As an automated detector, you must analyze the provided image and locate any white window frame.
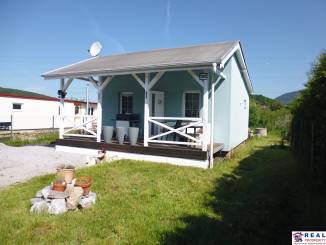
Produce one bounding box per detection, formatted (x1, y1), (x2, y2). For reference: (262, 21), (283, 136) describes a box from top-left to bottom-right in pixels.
(182, 90), (202, 118)
(12, 102), (23, 112)
(120, 92), (134, 114)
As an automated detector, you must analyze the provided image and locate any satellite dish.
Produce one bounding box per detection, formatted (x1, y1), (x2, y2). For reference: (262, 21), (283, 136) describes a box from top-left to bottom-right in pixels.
(88, 41), (102, 57)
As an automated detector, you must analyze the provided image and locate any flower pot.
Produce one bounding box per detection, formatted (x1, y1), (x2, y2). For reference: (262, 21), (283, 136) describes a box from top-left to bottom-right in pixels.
(103, 126), (114, 143)
(75, 176), (93, 196)
(62, 168), (75, 184)
(52, 181), (66, 192)
(116, 127), (126, 145)
(128, 127), (139, 145)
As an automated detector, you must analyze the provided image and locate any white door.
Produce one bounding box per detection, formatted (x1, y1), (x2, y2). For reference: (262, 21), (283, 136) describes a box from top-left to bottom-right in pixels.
(150, 91), (164, 136)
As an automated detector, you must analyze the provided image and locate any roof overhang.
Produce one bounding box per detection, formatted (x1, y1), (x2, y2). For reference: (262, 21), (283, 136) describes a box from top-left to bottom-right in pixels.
(42, 41), (253, 94)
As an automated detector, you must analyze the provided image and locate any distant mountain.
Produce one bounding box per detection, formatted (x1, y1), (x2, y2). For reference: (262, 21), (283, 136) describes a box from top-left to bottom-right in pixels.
(275, 91), (301, 105)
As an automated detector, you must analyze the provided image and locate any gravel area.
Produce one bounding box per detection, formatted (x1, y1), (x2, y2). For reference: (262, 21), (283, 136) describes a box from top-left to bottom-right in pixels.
(0, 143), (87, 188)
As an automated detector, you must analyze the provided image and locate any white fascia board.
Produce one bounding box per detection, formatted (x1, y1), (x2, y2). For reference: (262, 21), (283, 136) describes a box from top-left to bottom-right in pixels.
(42, 64), (212, 80)
(220, 43), (253, 94)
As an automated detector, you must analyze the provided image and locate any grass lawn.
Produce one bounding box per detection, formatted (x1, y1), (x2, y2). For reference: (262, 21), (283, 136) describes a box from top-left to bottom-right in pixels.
(0, 132), (58, 146)
(0, 136), (325, 244)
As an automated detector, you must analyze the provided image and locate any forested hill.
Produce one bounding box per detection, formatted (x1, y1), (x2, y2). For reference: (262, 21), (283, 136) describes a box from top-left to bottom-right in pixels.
(275, 91), (301, 105)
(250, 94), (283, 110)
(249, 94), (291, 133)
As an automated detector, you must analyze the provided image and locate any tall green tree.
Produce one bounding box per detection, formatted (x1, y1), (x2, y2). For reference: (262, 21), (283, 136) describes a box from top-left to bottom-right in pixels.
(291, 50), (326, 178)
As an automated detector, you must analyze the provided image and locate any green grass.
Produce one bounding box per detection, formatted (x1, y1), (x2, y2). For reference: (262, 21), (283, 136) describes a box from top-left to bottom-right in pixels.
(0, 132), (58, 146)
(0, 136), (324, 244)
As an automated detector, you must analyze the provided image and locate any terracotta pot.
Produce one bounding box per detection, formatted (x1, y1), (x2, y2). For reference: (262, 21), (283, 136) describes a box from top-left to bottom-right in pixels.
(52, 181), (66, 192)
(75, 176), (92, 196)
(62, 168), (75, 184)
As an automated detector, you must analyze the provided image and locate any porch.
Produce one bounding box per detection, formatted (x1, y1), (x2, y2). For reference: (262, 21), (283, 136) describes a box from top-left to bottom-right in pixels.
(56, 137), (223, 168)
(52, 68), (225, 168)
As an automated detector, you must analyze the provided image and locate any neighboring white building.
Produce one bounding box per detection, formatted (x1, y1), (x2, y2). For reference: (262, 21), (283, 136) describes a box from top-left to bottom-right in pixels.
(0, 87), (97, 130)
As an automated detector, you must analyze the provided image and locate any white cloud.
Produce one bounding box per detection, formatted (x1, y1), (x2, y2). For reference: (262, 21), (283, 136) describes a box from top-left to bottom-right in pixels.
(165, 0), (172, 43)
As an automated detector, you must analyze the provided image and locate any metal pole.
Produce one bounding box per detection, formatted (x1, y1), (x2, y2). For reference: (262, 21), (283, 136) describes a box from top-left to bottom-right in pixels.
(52, 115), (55, 133)
(86, 84), (89, 116)
(10, 114), (13, 140)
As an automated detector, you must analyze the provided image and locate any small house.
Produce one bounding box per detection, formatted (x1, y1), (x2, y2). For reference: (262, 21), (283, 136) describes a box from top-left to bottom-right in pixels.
(42, 41), (253, 168)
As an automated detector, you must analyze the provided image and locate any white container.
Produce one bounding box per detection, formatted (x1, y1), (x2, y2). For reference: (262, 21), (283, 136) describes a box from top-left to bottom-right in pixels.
(128, 127), (139, 145)
(256, 128), (268, 137)
(103, 126), (114, 143)
(116, 127), (126, 145)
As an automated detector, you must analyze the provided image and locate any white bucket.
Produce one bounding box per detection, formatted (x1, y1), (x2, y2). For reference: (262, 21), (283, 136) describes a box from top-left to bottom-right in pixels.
(128, 127), (139, 145)
(103, 126), (114, 143)
(116, 127), (126, 145)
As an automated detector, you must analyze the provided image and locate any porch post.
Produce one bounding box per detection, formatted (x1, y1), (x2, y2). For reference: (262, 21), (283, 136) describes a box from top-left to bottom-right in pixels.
(59, 78), (65, 139)
(209, 75), (216, 168)
(96, 77), (103, 142)
(96, 90), (102, 142)
(143, 73), (149, 147)
(202, 76), (209, 151)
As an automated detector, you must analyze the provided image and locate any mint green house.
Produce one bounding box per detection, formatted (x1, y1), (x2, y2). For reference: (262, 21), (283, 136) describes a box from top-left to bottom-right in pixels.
(42, 41), (253, 168)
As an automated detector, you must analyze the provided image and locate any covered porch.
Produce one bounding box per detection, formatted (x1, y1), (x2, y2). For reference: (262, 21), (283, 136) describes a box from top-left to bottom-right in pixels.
(52, 67), (224, 167)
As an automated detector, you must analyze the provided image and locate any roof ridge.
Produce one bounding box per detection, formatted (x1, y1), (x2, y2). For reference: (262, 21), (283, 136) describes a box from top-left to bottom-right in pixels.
(97, 40), (240, 59)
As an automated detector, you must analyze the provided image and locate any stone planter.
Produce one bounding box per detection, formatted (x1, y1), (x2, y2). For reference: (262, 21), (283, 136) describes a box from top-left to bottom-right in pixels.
(128, 127), (139, 145)
(116, 127), (126, 145)
(103, 126), (114, 143)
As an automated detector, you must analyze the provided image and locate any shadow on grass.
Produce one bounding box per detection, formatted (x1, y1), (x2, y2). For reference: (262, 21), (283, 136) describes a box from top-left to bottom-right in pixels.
(161, 145), (324, 245)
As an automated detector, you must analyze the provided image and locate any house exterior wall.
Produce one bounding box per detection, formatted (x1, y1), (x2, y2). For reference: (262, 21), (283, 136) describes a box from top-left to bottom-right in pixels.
(209, 59), (232, 150)
(0, 96), (75, 130)
(210, 55), (249, 151)
(102, 75), (145, 128)
(228, 56), (250, 150)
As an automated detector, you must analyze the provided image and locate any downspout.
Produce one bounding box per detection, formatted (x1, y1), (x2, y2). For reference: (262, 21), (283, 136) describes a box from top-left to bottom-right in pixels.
(209, 63), (226, 168)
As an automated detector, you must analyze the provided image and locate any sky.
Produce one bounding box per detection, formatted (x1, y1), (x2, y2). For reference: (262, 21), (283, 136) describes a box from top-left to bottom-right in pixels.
(0, 0), (325, 101)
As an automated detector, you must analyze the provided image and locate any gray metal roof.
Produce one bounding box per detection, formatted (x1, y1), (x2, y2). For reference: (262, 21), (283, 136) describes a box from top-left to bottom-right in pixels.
(42, 41), (240, 79)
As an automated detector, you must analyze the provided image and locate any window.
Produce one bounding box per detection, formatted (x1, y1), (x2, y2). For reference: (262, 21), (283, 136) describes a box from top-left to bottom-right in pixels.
(12, 103), (22, 110)
(120, 92), (133, 114)
(75, 106), (80, 115)
(88, 107), (94, 116)
(184, 92), (200, 117)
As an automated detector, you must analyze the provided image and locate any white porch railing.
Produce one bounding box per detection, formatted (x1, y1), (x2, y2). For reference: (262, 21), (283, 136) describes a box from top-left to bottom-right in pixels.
(148, 117), (204, 148)
(62, 115), (97, 138)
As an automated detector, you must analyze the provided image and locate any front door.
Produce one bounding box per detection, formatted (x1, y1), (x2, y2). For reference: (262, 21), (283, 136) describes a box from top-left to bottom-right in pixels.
(150, 91), (164, 136)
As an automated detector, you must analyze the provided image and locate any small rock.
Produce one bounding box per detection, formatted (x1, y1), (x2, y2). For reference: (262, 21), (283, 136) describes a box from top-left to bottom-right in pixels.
(30, 200), (49, 214)
(67, 187), (83, 210)
(48, 199), (67, 215)
(30, 197), (43, 205)
(35, 190), (43, 198)
(79, 192), (96, 208)
(41, 186), (52, 199)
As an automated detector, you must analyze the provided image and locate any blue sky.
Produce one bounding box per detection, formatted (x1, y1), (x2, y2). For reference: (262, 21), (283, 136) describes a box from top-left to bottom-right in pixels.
(0, 0), (325, 101)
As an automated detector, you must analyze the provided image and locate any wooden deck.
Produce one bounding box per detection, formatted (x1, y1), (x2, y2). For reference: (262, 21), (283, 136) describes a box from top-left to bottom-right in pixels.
(56, 138), (224, 161)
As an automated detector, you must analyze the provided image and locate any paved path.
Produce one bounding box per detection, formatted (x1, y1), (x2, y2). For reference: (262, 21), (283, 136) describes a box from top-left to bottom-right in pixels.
(0, 143), (87, 188)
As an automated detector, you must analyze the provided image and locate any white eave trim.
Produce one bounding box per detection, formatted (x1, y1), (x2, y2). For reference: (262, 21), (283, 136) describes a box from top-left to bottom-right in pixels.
(220, 43), (253, 94)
